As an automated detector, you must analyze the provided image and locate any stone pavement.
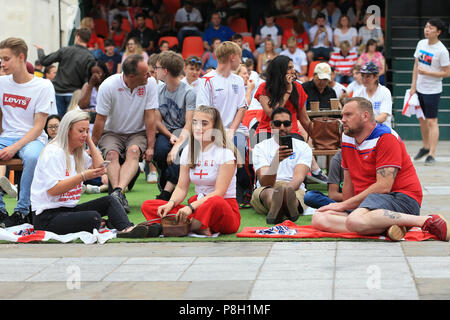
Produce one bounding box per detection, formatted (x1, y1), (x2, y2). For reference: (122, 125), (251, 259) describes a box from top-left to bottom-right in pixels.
(0, 141), (449, 301)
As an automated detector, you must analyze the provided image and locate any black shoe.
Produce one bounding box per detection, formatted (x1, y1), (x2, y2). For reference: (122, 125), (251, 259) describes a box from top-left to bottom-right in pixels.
(147, 223), (162, 237)
(111, 189), (130, 213)
(0, 211), (9, 228)
(156, 190), (172, 201)
(117, 225), (148, 238)
(424, 155), (436, 166)
(306, 170), (328, 184)
(414, 148), (429, 160)
(120, 193), (131, 213)
(2, 212), (30, 228)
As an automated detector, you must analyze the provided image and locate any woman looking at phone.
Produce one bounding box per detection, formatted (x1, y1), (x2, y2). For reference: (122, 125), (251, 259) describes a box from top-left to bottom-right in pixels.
(31, 109), (147, 238)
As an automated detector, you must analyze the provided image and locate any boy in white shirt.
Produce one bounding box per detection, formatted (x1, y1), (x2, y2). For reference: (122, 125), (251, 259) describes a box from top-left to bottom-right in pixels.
(410, 18), (450, 165)
(196, 41), (251, 206)
(0, 38), (54, 227)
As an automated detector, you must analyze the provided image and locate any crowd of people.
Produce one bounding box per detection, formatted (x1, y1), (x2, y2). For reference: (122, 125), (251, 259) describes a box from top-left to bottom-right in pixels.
(0, 0), (449, 242)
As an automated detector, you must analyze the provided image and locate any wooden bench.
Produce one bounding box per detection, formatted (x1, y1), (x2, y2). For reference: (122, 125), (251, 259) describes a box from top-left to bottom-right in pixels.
(0, 159), (23, 199)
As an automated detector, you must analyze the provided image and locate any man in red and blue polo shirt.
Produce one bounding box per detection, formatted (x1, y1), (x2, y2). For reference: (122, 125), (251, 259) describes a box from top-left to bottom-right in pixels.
(311, 97), (449, 241)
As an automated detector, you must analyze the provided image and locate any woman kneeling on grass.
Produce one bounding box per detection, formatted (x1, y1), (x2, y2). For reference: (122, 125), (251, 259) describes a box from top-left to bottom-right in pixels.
(31, 109), (147, 238)
(141, 105), (241, 236)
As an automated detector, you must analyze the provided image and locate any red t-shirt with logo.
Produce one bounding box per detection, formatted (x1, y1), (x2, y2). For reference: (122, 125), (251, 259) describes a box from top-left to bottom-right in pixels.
(341, 124), (422, 205)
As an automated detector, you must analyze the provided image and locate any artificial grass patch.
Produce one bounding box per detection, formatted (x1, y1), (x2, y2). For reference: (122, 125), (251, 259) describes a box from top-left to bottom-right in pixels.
(4, 174), (351, 242)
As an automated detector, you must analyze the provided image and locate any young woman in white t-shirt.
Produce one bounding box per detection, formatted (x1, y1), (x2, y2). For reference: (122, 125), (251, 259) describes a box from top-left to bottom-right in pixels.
(141, 106), (241, 236)
(31, 110), (149, 238)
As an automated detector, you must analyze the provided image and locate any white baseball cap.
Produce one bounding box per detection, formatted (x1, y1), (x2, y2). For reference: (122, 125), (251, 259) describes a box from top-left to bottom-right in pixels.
(314, 62), (332, 80)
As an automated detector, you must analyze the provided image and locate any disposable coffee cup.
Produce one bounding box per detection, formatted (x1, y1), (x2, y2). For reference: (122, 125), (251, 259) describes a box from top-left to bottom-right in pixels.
(330, 98), (340, 110)
(311, 101), (319, 111)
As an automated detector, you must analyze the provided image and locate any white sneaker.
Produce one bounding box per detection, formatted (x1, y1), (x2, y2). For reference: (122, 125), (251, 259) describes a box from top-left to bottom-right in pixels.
(138, 161), (145, 173)
(86, 185), (101, 194)
(147, 171), (158, 184)
(0, 176), (17, 198)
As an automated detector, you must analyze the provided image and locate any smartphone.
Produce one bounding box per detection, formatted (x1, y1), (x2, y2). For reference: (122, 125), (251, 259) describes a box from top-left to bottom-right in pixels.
(101, 160), (111, 168)
(280, 135), (293, 150)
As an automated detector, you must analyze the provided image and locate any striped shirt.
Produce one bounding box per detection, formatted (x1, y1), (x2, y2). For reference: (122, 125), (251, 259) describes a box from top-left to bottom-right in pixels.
(329, 49), (358, 75)
(341, 124), (422, 206)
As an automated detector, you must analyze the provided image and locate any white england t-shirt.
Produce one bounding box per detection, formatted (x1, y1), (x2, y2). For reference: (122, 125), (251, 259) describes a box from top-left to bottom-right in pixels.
(354, 84), (393, 127)
(414, 39), (450, 94)
(96, 73), (159, 134)
(0, 75), (55, 145)
(180, 144), (236, 199)
(252, 137), (312, 190)
(31, 143), (93, 214)
(196, 70), (247, 134)
(280, 48), (308, 74)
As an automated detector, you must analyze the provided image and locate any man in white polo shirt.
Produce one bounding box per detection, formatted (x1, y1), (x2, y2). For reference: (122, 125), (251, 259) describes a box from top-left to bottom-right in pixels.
(0, 37), (55, 228)
(93, 54), (158, 212)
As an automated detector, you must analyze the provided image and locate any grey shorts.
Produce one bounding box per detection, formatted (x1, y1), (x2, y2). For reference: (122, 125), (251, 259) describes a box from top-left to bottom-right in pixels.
(98, 131), (147, 160)
(358, 192), (420, 216)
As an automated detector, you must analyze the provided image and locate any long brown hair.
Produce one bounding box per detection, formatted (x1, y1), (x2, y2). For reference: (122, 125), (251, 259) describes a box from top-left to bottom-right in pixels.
(187, 106), (237, 169)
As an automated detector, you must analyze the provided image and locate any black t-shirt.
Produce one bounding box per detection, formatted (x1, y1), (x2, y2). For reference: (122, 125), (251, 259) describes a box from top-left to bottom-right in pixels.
(98, 53), (122, 75)
(301, 80), (337, 110)
(128, 27), (157, 51)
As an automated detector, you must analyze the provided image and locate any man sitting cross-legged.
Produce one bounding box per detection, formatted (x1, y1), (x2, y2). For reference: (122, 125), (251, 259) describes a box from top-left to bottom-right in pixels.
(250, 107), (312, 224)
(311, 97), (450, 241)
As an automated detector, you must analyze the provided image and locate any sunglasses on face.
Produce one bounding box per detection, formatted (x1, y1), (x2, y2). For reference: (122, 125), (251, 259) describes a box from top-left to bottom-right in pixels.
(272, 120), (292, 127)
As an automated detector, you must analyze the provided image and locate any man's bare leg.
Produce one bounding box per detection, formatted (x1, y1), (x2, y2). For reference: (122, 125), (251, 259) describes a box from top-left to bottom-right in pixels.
(118, 145), (141, 190)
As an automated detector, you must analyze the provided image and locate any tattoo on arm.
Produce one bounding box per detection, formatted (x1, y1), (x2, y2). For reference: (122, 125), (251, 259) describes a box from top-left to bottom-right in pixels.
(377, 167), (399, 179)
(383, 209), (402, 220)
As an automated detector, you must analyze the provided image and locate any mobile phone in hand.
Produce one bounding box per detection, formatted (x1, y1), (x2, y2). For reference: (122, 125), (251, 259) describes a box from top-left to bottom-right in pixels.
(280, 135), (293, 150)
(101, 160), (111, 168)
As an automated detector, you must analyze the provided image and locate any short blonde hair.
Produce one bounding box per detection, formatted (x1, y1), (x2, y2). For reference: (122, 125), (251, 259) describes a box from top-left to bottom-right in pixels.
(0, 37), (28, 61)
(287, 36), (297, 47)
(214, 41), (242, 64)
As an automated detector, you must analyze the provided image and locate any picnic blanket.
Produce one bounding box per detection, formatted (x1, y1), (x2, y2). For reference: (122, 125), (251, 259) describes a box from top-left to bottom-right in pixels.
(236, 220), (438, 241)
(0, 224), (116, 244)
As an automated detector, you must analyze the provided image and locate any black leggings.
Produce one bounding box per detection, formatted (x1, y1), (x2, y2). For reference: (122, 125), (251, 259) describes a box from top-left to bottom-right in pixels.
(33, 196), (132, 234)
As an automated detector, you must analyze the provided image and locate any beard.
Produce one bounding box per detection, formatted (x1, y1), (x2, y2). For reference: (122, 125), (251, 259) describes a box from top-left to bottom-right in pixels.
(343, 121), (364, 137)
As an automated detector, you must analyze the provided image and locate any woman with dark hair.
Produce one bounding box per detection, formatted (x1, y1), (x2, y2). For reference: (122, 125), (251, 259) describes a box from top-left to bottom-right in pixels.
(78, 60), (110, 125)
(108, 14), (128, 52)
(44, 114), (62, 142)
(254, 55), (310, 143)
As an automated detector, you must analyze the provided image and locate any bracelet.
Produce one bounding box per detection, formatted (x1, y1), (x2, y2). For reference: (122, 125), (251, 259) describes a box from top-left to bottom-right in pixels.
(187, 203), (195, 213)
(81, 171), (86, 181)
(286, 91), (292, 95)
(168, 199), (175, 206)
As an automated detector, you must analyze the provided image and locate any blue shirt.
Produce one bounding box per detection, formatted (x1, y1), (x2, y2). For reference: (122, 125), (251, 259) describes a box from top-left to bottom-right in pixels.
(203, 25), (235, 45)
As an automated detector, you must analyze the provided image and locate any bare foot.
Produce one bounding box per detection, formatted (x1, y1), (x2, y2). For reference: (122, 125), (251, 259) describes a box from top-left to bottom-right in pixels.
(196, 228), (212, 237)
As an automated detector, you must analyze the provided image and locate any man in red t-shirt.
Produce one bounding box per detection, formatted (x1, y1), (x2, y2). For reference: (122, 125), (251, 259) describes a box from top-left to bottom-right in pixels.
(311, 97), (449, 241)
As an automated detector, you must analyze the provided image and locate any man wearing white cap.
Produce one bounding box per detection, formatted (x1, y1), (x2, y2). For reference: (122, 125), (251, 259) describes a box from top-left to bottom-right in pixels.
(302, 62), (337, 110)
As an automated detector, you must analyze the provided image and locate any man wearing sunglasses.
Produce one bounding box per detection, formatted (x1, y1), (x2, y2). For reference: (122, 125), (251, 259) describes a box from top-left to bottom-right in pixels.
(250, 107), (312, 224)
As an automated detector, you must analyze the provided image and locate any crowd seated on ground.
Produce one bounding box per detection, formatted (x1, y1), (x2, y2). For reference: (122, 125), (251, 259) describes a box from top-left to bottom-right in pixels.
(4, 0), (448, 243)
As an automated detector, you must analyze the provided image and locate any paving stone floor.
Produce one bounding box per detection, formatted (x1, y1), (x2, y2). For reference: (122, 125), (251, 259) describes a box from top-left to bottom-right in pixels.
(0, 141), (449, 301)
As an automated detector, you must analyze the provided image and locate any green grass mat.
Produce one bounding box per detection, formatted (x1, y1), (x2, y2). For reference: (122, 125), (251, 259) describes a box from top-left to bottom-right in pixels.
(2, 175), (357, 242)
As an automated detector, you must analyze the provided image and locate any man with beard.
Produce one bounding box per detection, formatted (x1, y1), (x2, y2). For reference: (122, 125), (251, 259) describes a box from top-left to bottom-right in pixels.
(311, 97), (449, 241)
(250, 107), (312, 224)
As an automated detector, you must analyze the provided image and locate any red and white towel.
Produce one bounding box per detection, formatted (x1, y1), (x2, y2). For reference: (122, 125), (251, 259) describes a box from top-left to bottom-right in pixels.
(0, 224), (116, 244)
